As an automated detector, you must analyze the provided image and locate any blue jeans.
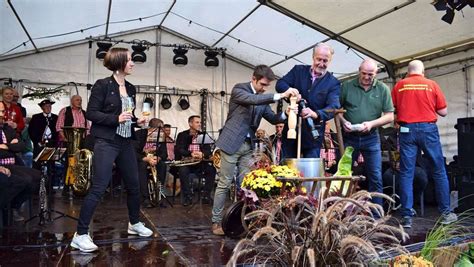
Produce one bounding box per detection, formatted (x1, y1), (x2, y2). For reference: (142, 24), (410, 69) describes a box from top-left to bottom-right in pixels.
(399, 123), (450, 217)
(212, 141), (252, 224)
(21, 152), (33, 168)
(77, 135), (140, 235)
(344, 131), (383, 206)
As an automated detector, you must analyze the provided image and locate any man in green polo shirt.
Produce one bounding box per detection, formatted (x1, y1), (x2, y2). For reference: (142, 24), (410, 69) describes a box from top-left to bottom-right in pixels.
(339, 59), (394, 207)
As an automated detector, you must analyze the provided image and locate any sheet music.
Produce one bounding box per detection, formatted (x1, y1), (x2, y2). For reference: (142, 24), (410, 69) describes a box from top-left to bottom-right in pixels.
(196, 133), (214, 144)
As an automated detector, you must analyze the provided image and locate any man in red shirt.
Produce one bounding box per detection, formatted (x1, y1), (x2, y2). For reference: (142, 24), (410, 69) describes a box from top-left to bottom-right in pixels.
(392, 60), (457, 228)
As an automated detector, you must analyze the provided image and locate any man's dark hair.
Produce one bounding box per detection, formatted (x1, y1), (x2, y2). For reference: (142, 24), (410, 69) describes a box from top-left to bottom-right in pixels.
(149, 118), (163, 128)
(253, 65), (275, 81)
(188, 115), (200, 123)
(163, 124), (171, 128)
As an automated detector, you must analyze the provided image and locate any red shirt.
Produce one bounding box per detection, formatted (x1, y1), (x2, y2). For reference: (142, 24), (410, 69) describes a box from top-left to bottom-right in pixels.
(2, 102), (25, 134)
(392, 74), (447, 123)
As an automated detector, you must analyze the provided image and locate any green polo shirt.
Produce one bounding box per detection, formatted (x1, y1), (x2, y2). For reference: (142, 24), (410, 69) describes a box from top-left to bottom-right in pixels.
(340, 78), (394, 124)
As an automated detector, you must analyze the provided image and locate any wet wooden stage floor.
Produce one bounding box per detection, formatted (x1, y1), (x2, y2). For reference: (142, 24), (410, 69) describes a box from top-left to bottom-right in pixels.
(0, 190), (469, 266)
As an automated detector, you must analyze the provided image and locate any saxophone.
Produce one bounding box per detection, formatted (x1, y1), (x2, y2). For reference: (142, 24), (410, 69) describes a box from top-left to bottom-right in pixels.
(72, 149), (94, 196)
(146, 153), (160, 205)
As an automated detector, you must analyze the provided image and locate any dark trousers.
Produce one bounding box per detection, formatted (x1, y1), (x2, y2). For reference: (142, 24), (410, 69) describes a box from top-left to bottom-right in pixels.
(138, 160), (167, 200)
(77, 136), (140, 235)
(9, 165), (41, 193)
(0, 172), (31, 210)
(178, 162), (216, 200)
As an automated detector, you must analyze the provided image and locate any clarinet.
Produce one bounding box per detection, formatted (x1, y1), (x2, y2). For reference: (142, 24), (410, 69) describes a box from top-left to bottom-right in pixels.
(38, 163), (50, 225)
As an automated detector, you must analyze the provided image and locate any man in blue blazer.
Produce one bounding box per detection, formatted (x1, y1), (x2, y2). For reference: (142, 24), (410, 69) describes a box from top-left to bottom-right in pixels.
(211, 65), (299, 235)
(276, 42), (341, 159)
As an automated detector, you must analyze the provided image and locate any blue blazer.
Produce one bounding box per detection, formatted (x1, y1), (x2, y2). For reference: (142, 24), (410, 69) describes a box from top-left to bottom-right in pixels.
(216, 82), (284, 155)
(275, 65), (340, 150)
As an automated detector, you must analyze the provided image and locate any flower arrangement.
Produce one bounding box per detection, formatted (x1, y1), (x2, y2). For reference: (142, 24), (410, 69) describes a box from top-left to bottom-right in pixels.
(241, 165), (301, 200)
(392, 255), (433, 267)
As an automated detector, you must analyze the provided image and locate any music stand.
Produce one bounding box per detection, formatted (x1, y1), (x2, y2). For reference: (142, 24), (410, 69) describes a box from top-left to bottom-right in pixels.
(25, 147), (78, 225)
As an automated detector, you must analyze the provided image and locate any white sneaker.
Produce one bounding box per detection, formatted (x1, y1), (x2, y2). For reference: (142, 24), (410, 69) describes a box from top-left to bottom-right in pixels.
(70, 232), (98, 252)
(128, 222), (153, 237)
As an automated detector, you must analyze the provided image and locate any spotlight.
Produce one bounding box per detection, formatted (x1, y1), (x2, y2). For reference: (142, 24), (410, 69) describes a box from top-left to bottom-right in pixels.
(204, 50), (219, 67)
(131, 44), (147, 63)
(144, 96), (154, 108)
(160, 94), (172, 109)
(173, 47), (188, 66)
(178, 95), (190, 110)
(441, 6), (455, 24)
(96, 42), (112, 60)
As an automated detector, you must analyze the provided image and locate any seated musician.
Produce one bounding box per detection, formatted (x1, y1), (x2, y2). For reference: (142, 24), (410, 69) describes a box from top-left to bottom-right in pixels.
(134, 118), (168, 208)
(0, 101), (41, 220)
(163, 123), (180, 192)
(29, 99), (59, 161)
(56, 95), (90, 195)
(175, 115), (216, 206)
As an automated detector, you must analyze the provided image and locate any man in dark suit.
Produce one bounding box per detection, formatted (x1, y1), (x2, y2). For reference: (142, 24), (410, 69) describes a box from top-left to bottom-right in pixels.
(28, 99), (59, 161)
(211, 65), (299, 235)
(275, 42), (340, 159)
(175, 115), (216, 206)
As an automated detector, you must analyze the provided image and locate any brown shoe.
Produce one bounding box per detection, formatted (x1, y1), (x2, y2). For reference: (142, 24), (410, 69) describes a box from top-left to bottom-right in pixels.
(212, 223), (225, 236)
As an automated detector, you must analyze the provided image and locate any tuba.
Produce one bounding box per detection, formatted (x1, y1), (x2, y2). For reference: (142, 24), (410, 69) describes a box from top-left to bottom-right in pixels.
(63, 127), (86, 186)
(72, 149), (94, 196)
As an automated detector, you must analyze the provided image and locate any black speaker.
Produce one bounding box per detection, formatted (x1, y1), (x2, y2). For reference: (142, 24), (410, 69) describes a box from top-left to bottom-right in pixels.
(455, 171), (474, 213)
(456, 117), (474, 169)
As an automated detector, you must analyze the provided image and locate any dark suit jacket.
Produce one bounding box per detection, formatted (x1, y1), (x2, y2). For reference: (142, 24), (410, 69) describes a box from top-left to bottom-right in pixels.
(175, 129), (212, 160)
(216, 82), (284, 155)
(276, 65), (340, 150)
(86, 76), (138, 140)
(134, 128), (168, 161)
(28, 113), (59, 153)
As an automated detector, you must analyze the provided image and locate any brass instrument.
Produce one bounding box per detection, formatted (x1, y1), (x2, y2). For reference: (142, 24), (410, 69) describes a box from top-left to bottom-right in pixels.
(212, 148), (221, 169)
(72, 149), (94, 196)
(166, 156), (216, 167)
(63, 127), (93, 196)
(63, 127), (86, 186)
(146, 153), (160, 206)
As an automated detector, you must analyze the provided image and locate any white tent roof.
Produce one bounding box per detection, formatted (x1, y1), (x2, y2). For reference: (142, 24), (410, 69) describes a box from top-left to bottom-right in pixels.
(1, 0), (473, 77)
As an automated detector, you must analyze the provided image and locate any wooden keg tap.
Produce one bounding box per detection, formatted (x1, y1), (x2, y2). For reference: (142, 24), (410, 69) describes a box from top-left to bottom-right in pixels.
(287, 96), (298, 139)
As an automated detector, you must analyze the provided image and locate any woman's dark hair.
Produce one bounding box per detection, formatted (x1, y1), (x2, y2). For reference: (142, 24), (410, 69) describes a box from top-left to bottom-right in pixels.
(103, 47), (129, 72)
